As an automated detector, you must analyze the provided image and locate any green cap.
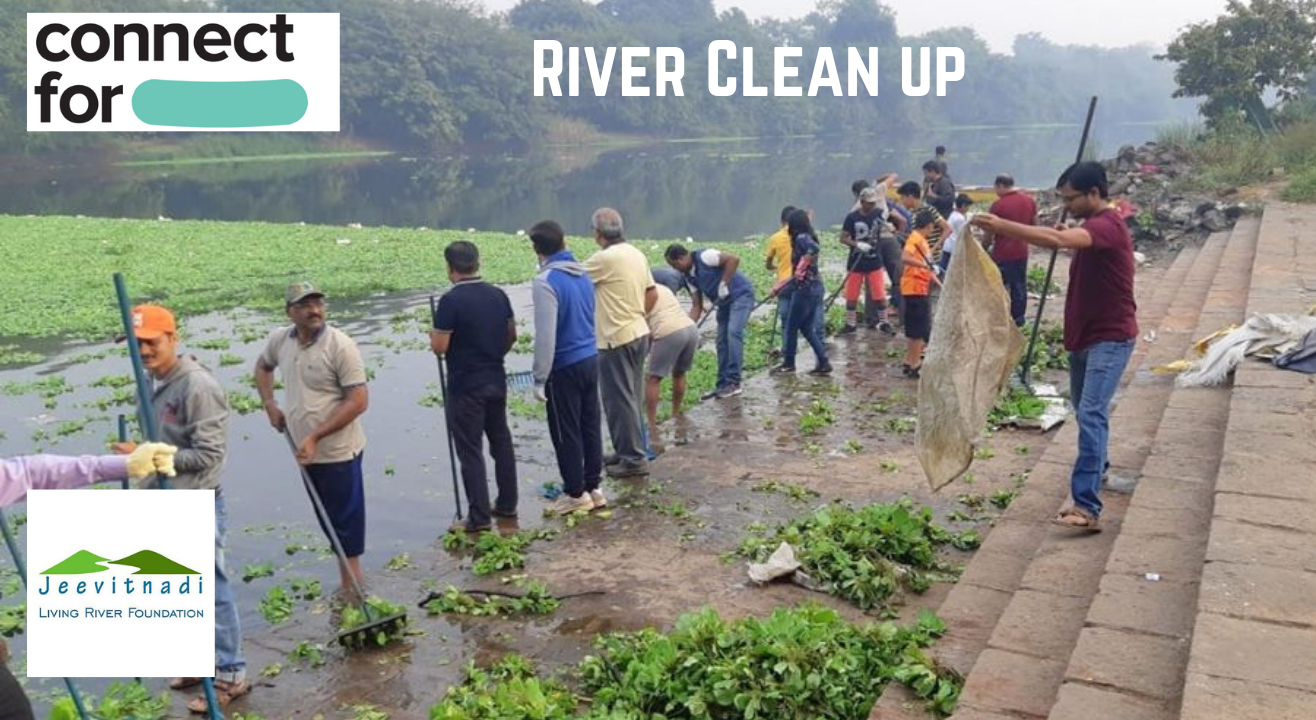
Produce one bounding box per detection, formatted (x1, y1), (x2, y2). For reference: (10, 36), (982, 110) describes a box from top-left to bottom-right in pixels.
(285, 281), (324, 305)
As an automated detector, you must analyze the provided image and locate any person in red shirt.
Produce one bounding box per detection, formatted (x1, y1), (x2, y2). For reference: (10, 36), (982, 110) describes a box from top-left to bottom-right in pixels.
(984, 174), (1037, 326)
(972, 161), (1138, 532)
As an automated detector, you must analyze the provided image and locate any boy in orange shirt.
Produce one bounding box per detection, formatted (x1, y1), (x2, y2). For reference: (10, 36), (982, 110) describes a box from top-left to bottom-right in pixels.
(901, 209), (942, 378)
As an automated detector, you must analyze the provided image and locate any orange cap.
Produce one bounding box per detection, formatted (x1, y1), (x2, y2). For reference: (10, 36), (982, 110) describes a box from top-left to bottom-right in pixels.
(125, 304), (176, 341)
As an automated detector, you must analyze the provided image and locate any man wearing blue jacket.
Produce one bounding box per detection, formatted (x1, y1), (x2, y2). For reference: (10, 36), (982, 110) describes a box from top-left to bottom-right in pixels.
(529, 220), (607, 515)
(663, 244), (756, 399)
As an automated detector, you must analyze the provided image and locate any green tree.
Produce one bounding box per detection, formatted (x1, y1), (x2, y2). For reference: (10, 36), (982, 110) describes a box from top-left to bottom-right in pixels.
(1158, 0), (1316, 130)
(818, 0), (898, 47)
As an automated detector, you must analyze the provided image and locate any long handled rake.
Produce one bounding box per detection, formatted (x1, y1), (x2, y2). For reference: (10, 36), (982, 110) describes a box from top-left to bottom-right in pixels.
(428, 296), (464, 524)
(280, 432), (407, 649)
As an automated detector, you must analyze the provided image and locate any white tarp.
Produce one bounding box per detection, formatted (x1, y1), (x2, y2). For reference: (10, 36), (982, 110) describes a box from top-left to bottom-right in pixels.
(1174, 312), (1316, 387)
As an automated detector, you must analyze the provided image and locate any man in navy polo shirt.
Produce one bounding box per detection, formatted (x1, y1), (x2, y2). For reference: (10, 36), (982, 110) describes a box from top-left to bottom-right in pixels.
(663, 243), (756, 399)
(430, 241), (519, 533)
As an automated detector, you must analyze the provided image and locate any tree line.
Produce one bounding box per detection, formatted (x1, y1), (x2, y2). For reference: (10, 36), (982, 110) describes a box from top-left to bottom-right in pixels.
(1, 0), (1199, 157)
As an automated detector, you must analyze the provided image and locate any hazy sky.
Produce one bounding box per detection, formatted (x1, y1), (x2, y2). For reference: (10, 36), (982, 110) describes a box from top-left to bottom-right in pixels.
(479, 0), (1232, 54)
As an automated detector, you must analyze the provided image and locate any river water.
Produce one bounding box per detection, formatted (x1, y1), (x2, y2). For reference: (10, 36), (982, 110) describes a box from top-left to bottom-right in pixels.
(2, 124), (1164, 241)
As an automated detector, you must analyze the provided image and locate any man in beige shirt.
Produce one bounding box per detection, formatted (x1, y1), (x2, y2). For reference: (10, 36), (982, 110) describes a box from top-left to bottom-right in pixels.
(583, 208), (657, 478)
(255, 282), (370, 600)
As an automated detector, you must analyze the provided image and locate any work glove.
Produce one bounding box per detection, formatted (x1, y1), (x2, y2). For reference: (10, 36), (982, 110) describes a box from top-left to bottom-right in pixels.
(533, 384), (548, 403)
(856, 242), (873, 253)
(717, 281), (730, 301)
(126, 442), (178, 480)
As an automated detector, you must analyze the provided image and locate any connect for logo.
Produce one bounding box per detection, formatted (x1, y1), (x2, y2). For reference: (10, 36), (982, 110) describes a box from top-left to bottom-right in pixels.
(26, 13), (340, 131)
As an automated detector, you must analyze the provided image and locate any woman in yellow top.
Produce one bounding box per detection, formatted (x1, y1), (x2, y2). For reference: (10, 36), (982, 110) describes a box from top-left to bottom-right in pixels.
(901, 209), (943, 379)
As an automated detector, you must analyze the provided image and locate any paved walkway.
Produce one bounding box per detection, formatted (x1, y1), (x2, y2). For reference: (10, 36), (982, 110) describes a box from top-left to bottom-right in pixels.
(1180, 202), (1316, 719)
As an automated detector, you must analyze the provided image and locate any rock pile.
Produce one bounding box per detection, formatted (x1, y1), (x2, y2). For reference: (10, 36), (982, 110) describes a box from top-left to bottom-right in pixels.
(1036, 141), (1251, 249)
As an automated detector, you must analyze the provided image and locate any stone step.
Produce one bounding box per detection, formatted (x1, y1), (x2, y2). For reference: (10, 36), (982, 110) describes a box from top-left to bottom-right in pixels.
(1046, 216), (1261, 720)
(1179, 203), (1316, 719)
(869, 232), (1226, 720)
(945, 226), (1242, 719)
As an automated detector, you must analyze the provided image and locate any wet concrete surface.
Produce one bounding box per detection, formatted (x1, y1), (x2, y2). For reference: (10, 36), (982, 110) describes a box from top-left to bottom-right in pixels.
(0, 250), (1159, 719)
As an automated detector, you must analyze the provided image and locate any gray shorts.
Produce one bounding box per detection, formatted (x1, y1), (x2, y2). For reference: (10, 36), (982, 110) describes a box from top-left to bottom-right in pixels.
(648, 325), (699, 378)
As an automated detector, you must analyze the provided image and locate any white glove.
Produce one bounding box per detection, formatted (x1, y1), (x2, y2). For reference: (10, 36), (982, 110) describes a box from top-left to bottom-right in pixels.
(717, 281), (730, 300)
(533, 384), (548, 403)
(856, 242), (873, 253)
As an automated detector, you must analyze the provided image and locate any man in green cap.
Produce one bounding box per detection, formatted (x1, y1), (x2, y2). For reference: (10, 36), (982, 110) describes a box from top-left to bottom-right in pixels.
(255, 281), (371, 601)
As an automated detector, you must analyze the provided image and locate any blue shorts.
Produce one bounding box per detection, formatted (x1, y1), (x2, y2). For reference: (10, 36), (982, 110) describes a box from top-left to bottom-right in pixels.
(305, 452), (366, 557)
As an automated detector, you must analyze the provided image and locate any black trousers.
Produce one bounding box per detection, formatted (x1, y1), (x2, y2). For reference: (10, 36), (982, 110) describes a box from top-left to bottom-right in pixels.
(545, 356), (604, 498)
(877, 236), (903, 312)
(997, 259), (1029, 327)
(447, 385), (518, 528)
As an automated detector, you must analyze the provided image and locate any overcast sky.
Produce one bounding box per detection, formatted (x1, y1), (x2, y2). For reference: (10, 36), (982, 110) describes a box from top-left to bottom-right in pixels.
(479, 0), (1231, 54)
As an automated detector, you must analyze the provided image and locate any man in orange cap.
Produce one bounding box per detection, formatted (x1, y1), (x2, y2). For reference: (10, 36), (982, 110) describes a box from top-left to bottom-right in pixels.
(113, 304), (250, 713)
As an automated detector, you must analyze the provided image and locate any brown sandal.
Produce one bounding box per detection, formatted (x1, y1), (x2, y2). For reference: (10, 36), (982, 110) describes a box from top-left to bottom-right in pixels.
(187, 679), (251, 713)
(1052, 508), (1101, 533)
(169, 677), (202, 690)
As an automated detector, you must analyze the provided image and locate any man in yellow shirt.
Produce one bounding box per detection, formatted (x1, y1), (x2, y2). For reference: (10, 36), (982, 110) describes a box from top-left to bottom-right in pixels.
(583, 207), (657, 478)
(765, 205), (795, 282)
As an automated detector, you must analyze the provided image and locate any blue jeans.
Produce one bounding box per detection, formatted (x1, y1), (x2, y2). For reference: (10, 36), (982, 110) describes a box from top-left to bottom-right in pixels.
(783, 283), (827, 369)
(215, 496), (245, 681)
(779, 288), (825, 343)
(1068, 339), (1135, 518)
(716, 293), (754, 387)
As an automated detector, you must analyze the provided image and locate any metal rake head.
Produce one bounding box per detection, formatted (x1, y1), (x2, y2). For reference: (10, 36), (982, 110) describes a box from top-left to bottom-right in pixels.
(336, 612), (408, 650)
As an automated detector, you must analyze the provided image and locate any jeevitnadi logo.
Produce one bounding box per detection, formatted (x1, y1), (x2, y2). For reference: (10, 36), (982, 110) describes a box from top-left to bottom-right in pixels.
(26, 490), (215, 678)
(26, 13), (339, 131)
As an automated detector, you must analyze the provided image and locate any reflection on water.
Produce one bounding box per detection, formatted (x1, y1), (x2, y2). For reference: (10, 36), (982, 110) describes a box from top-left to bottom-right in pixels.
(2, 125), (1162, 241)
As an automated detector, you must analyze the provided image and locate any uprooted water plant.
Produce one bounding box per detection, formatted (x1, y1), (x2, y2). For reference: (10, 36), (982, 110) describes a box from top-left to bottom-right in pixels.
(338, 596), (410, 646)
(427, 604), (961, 719)
(443, 527), (559, 576)
(422, 578), (561, 618)
(734, 500), (977, 612)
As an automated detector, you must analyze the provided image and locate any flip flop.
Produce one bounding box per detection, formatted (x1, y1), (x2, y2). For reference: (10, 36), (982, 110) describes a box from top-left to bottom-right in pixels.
(169, 677), (202, 691)
(1051, 508), (1101, 533)
(188, 679), (251, 714)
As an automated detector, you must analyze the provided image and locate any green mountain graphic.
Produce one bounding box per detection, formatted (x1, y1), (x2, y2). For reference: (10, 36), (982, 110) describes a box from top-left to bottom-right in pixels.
(41, 550), (109, 575)
(107, 550), (199, 575)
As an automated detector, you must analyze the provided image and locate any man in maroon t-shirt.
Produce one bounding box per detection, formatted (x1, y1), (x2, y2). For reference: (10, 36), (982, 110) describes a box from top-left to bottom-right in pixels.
(973, 161), (1138, 532)
(984, 174), (1037, 326)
